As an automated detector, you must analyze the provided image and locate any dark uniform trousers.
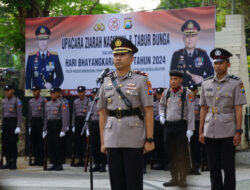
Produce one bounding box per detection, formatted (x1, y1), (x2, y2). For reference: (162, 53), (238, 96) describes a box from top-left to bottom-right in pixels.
(153, 120), (165, 166)
(75, 116), (86, 161)
(107, 148), (143, 190)
(2, 118), (18, 162)
(47, 120), (63, 166)
(205, 137), (235, 190)
(90, 120), (107, 166)
(164, 120), (189, 181)
(190, 120), (201, 169)
(31, 117), (44, 163)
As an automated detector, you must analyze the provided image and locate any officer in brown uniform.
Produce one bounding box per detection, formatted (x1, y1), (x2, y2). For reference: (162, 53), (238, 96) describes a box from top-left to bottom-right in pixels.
(159, 70), (195, 187)
(28, 86), (47, 166)
(1, 85), (22, 170)
(43, 87), (67, 170)
(88, 88), (107, 172)
(71, 86), (89, 166)
(98, 37), (154, 190)
(199, 48), (247, 190)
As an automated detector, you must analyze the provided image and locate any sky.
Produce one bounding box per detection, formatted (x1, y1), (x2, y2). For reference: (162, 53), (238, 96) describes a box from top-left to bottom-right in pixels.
(100, 0), (161, 12)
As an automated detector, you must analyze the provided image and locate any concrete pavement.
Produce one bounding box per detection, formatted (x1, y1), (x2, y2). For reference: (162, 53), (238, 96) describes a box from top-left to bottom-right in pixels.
(0, 157), (250, 190)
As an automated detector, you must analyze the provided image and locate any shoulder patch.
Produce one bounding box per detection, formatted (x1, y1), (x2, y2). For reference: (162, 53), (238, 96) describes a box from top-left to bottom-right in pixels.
(229, 75), (240, 80)
(49, 51), (58, 55)
(204, 76), (214, 81)
(29, 51), (37, 56)
(134, 70), (148, 76)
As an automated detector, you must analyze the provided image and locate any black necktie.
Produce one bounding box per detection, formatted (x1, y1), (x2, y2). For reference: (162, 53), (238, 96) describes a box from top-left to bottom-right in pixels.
(42, 53), (45, 60)
(189, 52), (192, 57)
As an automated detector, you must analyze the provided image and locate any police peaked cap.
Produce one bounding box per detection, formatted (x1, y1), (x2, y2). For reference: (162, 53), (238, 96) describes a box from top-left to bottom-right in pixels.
(35, 25), (51, 40)
(31, 86), (41, 91)
(156, 88), (164, 94)
(50, 87), (61, 93)
(4, 84), (14, 91)
(169, 70), (184, 78)
(92, 88), (98, 94)
(181, 20), (200, 35)
(111, 37), (138, 54)
(210, 48), (232, 63)
(77, 86), (86, 92)
(188, 84), (198, 91)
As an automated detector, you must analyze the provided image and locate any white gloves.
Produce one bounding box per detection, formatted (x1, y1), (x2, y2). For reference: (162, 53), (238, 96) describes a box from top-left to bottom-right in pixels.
(86, 129), (90, 137)
(186, 130), (193, 142)
(72, 127), (75, 133)
(159, 115), (165, 125)
(15, 127), (20, 134)
(43, 131), (47, 139)
(59, 131), (65, 138)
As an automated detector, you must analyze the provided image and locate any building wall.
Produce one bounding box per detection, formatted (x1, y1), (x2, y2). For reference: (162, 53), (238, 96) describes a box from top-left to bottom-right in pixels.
(215, 15), (250, 149)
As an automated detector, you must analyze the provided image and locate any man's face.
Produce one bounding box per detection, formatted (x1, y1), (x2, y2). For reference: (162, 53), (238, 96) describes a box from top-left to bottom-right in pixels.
(113, 52), (133, 71)
(191, 89), (198, 96)
(50, 92), (57, 100)
(183, 34), (199, 50)
(78, 91), (85, 99)
(170, 76), (183, 89)
(32, 90), (40, 97)
(214, 61), (230, 75)
(5, 89), (14, 98)
(156, 93), (162, 101)
(38, 39), (49, 51)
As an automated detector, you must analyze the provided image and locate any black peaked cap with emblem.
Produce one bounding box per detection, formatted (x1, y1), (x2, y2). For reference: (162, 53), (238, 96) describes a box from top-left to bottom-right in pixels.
(169, 70), (184, 78)
(92, 88), (98, 94)
(188, 84), (198, 91)
(181, 19), (200, 35)
(210, 48), (232, 63)
(156, 88), (164, 94)
(31, 86), (41, 91)
(111, 37), (138, 54)
(35, 25), (51, 40)
(4, 84), (14, 91)
(50, 87), (61, 93)
(77, 86), (86, 92)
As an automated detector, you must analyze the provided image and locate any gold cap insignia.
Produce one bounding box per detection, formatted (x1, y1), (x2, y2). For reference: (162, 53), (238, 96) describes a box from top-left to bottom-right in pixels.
(187, 21), (194, 29)
(40, 27), (46, 34)
(115, 39), (122, 47)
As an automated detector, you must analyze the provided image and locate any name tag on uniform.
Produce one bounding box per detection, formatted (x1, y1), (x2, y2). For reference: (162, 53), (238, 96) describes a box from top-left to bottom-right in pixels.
(105, 86), (113, 90)
(206, 88), (213, 92)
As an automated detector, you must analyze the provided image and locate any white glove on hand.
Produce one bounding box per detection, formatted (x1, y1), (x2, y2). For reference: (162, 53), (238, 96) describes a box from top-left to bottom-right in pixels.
(15, 127), (20, 134)
(86, 129), (90, 137)
(43, 131), (47, 139)
(66, 127), (69, 132)
(59, 131), (65, 138)
(29, 127), (31, 135)
(159, 115), (165, 125)
(72, 127), (75, 133)
(186, 130), (194, 142)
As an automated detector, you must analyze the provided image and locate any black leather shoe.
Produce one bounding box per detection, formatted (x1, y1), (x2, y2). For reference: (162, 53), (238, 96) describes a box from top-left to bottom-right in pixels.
(0, 163), (10, 169)
(9, 162), (17, 170)
(151, 163), (164, 170)
(90, 164), (100, 172)
(55, 165), (63, 171)
(179, 180), (187, 187)
(47, 165), (57, 171)
(163, 179), (178, 187)
(74, 161), (84, 167)
(164, 165), (169, 171)
(99, 165), (106, 172)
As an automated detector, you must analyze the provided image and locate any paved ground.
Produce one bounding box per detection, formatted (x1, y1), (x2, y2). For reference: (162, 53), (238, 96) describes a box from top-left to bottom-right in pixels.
(0, 157), (250, 190)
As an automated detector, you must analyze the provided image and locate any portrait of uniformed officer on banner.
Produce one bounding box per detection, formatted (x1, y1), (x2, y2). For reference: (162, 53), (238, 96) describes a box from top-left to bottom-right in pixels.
(26, 25), (64, 89)
(170, 19), (214, 87)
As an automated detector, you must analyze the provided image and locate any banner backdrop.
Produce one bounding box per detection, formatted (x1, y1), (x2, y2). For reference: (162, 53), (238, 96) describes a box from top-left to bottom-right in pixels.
(25, 6), (215, 96)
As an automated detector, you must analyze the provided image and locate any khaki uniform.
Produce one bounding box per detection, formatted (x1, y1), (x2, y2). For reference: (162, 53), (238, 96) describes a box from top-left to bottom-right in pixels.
(200, 74), (247, 190)
(97, 70), (153, 148)
(200, 74), (247, 138)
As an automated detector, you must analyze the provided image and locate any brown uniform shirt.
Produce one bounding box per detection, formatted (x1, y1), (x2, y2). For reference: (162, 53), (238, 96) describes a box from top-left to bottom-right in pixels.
(200, 74), (247, 138)
(97, 70), (153, 148)
(159, 87), (195, 130)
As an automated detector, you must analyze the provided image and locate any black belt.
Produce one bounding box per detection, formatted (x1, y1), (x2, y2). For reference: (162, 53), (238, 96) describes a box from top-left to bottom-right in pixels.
(165, 120), (187, 126)
(108, 108), (143, 120)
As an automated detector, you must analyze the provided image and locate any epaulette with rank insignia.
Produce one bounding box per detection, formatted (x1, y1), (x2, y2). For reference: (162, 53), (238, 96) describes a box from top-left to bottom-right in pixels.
(29, 52), (36, 56)
(134, 70), (148, 76)
(229, 75), (240, 80)
(204, 76), (214, 81)
(49, 51), (58, 55)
